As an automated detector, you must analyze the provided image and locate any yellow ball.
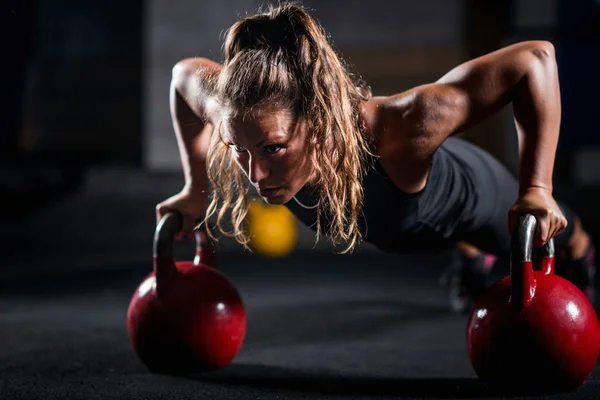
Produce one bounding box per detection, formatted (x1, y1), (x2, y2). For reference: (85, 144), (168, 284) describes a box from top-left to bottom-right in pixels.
(247, 200), (298, 258)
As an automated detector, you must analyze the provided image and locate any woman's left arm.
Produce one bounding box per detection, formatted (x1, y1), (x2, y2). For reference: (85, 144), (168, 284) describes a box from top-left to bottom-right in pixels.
(413, 40), (566, 242)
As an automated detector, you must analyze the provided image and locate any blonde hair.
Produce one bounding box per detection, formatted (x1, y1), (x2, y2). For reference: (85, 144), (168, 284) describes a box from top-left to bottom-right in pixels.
(204, 2), (373, 253)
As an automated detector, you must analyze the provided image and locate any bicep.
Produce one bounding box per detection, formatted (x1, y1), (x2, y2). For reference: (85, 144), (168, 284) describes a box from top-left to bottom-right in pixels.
(364, 42), (555, 163)
(170, 58), (221, 137)
(429, 40), (555, 135)
(169, 77), (215, 161)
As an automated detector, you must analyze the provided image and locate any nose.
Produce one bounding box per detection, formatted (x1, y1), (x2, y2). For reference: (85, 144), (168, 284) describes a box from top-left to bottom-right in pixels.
(248, 156), (269, 185)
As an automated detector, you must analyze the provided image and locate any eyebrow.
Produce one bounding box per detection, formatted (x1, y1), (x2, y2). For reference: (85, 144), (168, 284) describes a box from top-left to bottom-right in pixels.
(224, 131), (289, 149)
(254, 133), (288, 148)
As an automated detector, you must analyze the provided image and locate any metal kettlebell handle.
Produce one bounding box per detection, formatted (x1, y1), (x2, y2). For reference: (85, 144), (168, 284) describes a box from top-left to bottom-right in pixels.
(512, 213), (555, 262)
(153, 212), (215, 296)
(154, 212), (182, 260)
(154, 212), (214, 264)
(510, 213), (555, 311)
(193, 223), (215, 266)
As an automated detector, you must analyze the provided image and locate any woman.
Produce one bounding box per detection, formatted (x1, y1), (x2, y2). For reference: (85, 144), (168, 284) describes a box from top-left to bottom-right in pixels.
(156, 3), (595, 311)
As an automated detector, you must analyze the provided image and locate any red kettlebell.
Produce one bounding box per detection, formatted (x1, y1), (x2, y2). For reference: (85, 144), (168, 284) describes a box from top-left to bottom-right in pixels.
(466, 213), (600, 393)
(127, 212), (246, 374)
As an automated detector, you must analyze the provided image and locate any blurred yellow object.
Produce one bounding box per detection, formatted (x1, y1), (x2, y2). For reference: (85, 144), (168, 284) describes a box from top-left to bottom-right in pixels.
(247, 199), (298, 257)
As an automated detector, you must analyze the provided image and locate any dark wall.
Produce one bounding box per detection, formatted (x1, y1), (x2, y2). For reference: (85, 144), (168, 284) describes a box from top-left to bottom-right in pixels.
(3, 1), (35, 157)
(19, 0), (144, 166)
(555, 0), (600, 149)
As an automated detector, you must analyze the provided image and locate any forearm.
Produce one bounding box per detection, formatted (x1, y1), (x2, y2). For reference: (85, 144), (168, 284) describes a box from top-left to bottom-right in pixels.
(177, 121), (213, 195)
(512, 43), (561, 195)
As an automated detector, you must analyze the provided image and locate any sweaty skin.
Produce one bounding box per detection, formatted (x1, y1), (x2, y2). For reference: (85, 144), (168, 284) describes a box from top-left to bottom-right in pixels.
(159, 40), (567, 245)
(224, 110), (314, 205)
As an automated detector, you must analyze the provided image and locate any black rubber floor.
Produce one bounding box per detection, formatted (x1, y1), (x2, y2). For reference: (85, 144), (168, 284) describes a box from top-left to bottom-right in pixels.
(1, 251), (599, 400)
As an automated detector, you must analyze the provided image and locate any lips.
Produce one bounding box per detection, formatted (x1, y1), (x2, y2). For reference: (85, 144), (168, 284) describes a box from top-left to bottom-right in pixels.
(258, 186), (282, 198)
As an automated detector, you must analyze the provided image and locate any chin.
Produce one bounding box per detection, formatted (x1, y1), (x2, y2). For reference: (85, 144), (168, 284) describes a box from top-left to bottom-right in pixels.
(262, 188), (295, 205)
(262, 194), (288, 205)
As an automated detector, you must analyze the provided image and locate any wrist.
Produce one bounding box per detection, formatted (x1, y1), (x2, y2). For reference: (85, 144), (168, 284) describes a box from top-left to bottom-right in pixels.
(183, 183), (208, 198)
(519, 185), (553, 196)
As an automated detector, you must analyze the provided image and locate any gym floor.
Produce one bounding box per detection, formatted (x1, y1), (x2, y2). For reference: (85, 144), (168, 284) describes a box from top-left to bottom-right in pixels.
(1, 250), (599, 400)
(2, 168), (600, 400)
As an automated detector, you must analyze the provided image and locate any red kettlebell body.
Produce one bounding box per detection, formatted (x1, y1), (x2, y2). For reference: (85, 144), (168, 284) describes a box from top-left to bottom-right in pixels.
(466, 215), (600, 392)
(467, 266), (600, 390)
(127, 214), (246, 373)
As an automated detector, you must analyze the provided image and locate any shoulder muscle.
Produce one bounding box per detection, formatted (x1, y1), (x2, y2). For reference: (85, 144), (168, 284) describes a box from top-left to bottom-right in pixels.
(171, 57), (222, 120)
(364, 87), (457, 161)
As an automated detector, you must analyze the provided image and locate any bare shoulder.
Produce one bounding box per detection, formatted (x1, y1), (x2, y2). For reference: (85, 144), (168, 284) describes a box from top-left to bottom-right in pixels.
(367, 40), (557, 156)
(361, 85), (462, 193)
(172, 57), (222, 120)
(363, 84), (464, 159)
(362, 89), (426, 158)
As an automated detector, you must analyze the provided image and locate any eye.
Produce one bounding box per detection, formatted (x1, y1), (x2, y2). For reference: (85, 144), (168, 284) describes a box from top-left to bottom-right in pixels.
(264, 145), (284, 155)
(229, 144), (247, 153)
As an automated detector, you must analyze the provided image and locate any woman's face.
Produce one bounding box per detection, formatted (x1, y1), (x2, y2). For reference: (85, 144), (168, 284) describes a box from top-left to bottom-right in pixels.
(222, 108), (314, 204)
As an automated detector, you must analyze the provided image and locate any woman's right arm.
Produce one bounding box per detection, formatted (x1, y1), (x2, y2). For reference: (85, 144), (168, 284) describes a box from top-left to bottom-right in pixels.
(156, 57), (222, 233)
(171, 58), (221, 196)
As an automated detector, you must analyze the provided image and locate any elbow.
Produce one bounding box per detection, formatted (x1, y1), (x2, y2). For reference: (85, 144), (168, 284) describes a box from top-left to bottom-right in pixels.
(527, 40), (556, 62)
(520, 40), (558, 80)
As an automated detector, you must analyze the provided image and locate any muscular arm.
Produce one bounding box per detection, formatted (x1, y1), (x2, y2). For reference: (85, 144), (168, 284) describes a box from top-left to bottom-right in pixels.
(386, 41), (561, 195)
(170, 58), (221, 196)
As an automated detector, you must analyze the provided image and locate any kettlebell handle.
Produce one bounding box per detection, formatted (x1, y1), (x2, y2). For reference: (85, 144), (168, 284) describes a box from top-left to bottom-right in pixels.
(154, 212), (214, 264)
(513, 213), (555, 261)
(510, 213), (555, 311)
